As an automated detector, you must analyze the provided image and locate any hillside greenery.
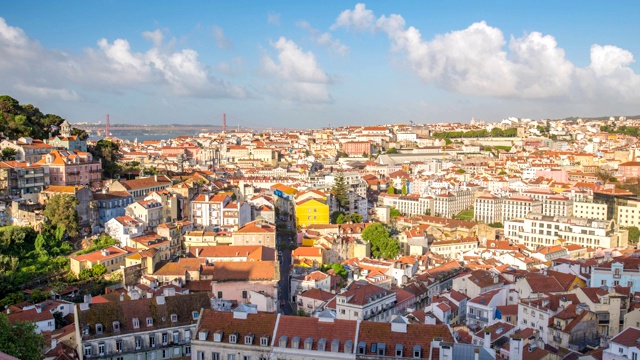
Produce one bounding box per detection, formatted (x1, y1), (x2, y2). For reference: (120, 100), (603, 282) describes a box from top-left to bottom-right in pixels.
(0, 95), (87, 140)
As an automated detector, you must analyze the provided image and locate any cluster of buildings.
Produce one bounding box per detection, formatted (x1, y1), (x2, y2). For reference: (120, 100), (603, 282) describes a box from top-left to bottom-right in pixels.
(6, 116), (640, 360)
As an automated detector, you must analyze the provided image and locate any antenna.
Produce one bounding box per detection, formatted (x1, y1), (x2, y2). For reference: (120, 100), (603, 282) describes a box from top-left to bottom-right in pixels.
(106, 114), (110, 137)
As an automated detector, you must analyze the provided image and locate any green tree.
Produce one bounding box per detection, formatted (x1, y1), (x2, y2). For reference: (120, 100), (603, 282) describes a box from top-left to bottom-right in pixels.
(344, 213), (363, 224)
(490, 127), (504, 137)
(331, 170), (349, 211)
(320, 263), (348, 279)
(43, 194), (79, 237)
(425, 209), (431, 216)
(488, 222), (503, 228)
(70, 127), (89, 140)
(0, 312), (45, 360)
(0, 148), (16, 161)
(28, 289), (49, 303)
(401, 182), (407, 195)
(330, 210), (346, 224)
(498, 170), (507, 175)
(628, 226), (640, 243)
(385, 147), (398, 154)
(91, 263), (107, 277)
(387, 186), (395, 194)
(89, 139), (122, 179)
(362, 151), (368, 158)
(362, 223), (400, 259)
(390, 207), (401, 219)
(335, 213), (346, 224)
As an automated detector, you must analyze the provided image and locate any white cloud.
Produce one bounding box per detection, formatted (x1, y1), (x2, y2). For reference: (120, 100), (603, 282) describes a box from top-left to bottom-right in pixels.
(267, 12), (281, 25)
(213, 26), (233, 49)
(217, 57), (244, 76)
(261, 37), (332, 103)
(333, 3), (640, 103)
(297, 21), (348, 56)
(331, 3), (375, 32)
(0, 17), (248, 102)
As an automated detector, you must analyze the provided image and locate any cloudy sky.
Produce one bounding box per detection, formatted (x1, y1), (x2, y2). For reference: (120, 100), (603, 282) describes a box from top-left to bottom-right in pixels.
(1, 1), (639, 128)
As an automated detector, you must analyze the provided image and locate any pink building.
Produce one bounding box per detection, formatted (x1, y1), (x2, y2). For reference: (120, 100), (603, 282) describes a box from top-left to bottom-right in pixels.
(38, 150), (102, 188)
(618, 161), (640, 181)
(343, 141), (372, 156)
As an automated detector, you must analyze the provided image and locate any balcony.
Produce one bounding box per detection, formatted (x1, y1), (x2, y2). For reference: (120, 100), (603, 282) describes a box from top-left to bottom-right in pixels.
(467, 313), (489, 323)
(90, 168), (102, 173)
(67, 170), (80, 175)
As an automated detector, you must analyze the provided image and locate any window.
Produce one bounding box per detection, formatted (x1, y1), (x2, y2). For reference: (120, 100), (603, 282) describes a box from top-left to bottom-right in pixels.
(173, 347), (180, 355)
(227, 355), (236, 360)
(212, 353), (220, 360)
(539, 314), (543, 319)
(162, 349), (168, 359)
(170, 314), (178, 322)
(113, 321), (120, 332)
(162, 333), (168, 346)
(98, 343), (105, 356)
(96, 323), (104, 334)
(217, 291), (223, 299)
(601, 280), (607, 286)
(150, 335), (156, 347)
(133, 318), (140, 328)
(173, 331), (180, 343)
(116, 340), (122, 353)
(243, 357), (251, 360)
(242, 291), (248, 299)
(185, 346), (191, 356)
(84, 345), (91, 357)
(147, 317), (154, 327)
(135, 337), (142, 350)
(229, 334), (238, 344)
(260, 337), (269, 346)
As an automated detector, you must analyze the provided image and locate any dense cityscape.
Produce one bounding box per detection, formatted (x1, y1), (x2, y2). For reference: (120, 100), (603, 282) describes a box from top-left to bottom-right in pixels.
(0, 92), (639, 360)
(2, 1), (640, 360)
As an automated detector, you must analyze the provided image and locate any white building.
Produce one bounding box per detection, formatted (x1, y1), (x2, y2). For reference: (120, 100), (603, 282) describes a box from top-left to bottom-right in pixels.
(502, 195), (542, 222)
(504, 213), (628, 250)
(573, 201), (608, 221)
(104, 215), (144, 247)
(475, 194), (502, 224)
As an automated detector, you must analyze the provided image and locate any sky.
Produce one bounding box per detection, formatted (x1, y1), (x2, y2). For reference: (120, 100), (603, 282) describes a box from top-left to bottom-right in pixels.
(1, 1), (639, 129)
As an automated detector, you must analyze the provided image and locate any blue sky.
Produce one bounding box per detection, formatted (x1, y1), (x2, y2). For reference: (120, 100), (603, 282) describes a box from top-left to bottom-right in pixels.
(1, 1), (639, 128)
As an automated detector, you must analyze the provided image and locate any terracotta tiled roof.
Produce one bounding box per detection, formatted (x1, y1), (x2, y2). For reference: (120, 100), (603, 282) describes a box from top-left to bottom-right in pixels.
(358, 321), (453, 358)
(208, 261), (276, 281)
(274, 316), (357, 352)
(197, 309), (277, 343)
(77, 292), (210, 339)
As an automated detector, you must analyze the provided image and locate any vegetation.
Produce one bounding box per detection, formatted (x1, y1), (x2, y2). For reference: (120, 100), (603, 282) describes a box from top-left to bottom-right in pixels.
(600, 124), (640, 138)
(432, 128), (517, 139)
(0, 148), (16, 161)
(401, 183), (407, 195)
(0, 95), (83, 140)
(78, 263), (107, 281)
(454, 208), (474, 221)
(89, 139), (122, 178)
(385, 147), (399, 154)
(362, 223), (400, 259)
(330, 210), (345, 224)
(344, 213), (363, 224)
(0, 313), (45, 360)
(43, 194), (80, 238)
(320, 263), (348, 279)
(75, 234), (118, 255)
(389, 207), (401, 219)
(488, 222), (504, 228)
(595, 166), (615, 186)
(0, 225), (72, 304)
(387, 186), (396, 194)
(335, 213), (346, 224)
(331, 170), (349, 211)
(628, 226), (640, 243)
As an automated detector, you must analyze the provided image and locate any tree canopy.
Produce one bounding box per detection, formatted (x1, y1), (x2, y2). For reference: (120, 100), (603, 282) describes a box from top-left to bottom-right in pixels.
(43, 194), (80, 237)
(0, 148), (16, 161)
(0, 95), (82, 140)
(330, 210), (345, 224)
(628, 226), (640, 243)
(0, 313), (45, 360)
(320, 263), (348, 279)
(389, 207), (401, 219)
(331, 170), (349, 211)
(89, 139), (122, 179)
(344, 213), (363, 224)
(361, 223), (400, 259)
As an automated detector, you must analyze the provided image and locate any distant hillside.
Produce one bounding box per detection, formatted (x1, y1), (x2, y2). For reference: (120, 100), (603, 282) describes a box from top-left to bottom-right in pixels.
(0, 95), (70, 140)
(559, 115), (640, 121)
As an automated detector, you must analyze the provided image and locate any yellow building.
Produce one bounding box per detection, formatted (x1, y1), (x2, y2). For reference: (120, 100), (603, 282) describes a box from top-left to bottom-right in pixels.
(295, 198), (330, 228)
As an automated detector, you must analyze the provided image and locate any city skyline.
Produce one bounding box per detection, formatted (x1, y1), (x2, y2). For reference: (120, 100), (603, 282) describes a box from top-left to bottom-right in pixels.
(1, 1), (639, 128)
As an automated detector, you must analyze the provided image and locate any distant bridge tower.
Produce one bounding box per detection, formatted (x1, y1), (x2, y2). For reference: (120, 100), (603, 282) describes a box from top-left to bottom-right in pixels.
(222, 113), (226, 133)
(105, 114), (110, 137)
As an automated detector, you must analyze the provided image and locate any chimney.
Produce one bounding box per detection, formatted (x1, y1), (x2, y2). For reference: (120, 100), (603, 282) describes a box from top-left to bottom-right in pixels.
(483, 329), (491, 348)
(154, 174), (158, 181)
(196, 248), (201, 257)
(102, 188), (107, 194)
(51, 338), (57, 349)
